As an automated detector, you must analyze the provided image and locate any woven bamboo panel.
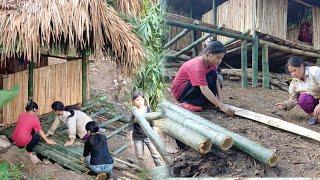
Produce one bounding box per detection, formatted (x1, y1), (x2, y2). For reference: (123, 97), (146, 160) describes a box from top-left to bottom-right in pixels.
(1, 70), (28, 125)
(313, 7), (320, 50)
(203, 0), (254, 43)
(33, 60), (82, 115)
(256, 0), (287, 40)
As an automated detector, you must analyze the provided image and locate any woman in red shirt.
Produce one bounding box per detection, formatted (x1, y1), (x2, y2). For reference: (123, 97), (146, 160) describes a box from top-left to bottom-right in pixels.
(12, 100), (56, 164)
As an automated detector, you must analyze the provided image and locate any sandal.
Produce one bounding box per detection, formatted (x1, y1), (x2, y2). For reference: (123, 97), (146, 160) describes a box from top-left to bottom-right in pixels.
(308, 117), (318, 125)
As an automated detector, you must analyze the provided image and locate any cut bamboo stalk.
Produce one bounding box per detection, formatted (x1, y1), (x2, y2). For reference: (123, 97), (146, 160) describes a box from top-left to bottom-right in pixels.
(106, 123), (131, 139)
(156, 119), (212, 154)
(241, 39), (248, 88)
(114, 157), (142, 171)
(144, 112), (163, 121)
(262, 44), (270, 89)
(112, 144), (129, 156)
(99, 115), (125, 128)
(162, 108), (233, 151)
(89, 108), (109, 118)
(227, 104), (320, 143)
(160, 100), (278, 167)
(81, 96), (107, 111)
(131, 107), (170, 164)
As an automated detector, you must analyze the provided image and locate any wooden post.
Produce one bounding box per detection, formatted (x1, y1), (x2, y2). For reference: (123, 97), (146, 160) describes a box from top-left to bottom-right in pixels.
(132, 107), (170, 164)
(164, 29), (191, 49)
(252, 30), (259, 87)
(28, 61), (34, 100)
(212, 0), (217, 40)
(241, 39), (248, 88)
(81, 51), (89, 104)
(262, 44), (270, 89)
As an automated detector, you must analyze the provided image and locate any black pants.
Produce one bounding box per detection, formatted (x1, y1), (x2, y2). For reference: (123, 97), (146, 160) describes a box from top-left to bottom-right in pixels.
(26, 133), (40, 152)
(178, 70), (218, 107)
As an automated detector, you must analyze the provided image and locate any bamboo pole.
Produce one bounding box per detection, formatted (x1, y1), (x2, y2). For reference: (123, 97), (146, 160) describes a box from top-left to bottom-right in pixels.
(241, 39), (248, 88)
(99, 115), (125, 128)
(144, 112), (163, 121)
(262, 44), (270, 89)
(28, 61), (34, 99)
(163, 108), (233, 151)
(252, 30), (259, 87)
(114, 157), (143, 171)
(227, 104), (320, 143)
(81, 51), (89, 104)
(259, 40), (320, 58)
(165, 19), (252, 41)
(317, 59), (320, 67)
(106, 123), (131, 139)
(157, 119), (212, 154)
(112, 144), (129, 156)
(224, 30), (250, 46)
(131, 107), (170, 164)
(81, 96), (107, 111)
(160, 100), (278, 166)
(174, 34), (212, 57)
(164, 29), (191, 49)
(89, 108), (109, 118)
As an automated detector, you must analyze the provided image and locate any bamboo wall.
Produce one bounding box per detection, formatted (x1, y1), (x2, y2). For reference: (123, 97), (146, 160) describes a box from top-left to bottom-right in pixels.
(287, 27), (313, 46)
(203, 0), (254, 43)
(202, 0), (287, 43)
(313, 7), (320, 50)
(1, 70), (28, 125)
(33, 60), (82, 115)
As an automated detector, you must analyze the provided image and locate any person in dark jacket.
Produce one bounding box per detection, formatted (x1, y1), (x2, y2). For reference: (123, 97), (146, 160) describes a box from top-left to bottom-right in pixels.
(82, 121), (113, 178)
(130, 90), (164, 168)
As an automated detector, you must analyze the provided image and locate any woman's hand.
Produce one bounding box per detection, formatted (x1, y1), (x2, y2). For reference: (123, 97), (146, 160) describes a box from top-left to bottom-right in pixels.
(275, 103), (285, 110)
(80, 157), (84, 162)
(64, 140), (74, 146)
(314, 104), (320, 116)
(219, 104), (235, 117)
(46, 139), (56, 145)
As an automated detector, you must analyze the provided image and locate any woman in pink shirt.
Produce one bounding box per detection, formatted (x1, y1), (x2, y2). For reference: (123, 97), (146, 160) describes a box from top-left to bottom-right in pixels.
(12, 100), (56, 164)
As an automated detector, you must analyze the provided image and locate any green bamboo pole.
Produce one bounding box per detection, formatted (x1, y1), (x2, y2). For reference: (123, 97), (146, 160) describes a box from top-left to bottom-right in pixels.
(163, 108), (233, 151)
(144, 112), (163, 121)
(89, 108), (109, 118)
(164, 29), (191, 49)
(252, 30), (259, 87)
(317, 59), (320, 67)
(99, 115), (125, 128)
(174, 34), (212, 57)
(262, 44), (270, 89)
(241, 39), (248, 88)
(81, 50), (89, 104)
(28, 61), (34, 99)
(81, 96), (107, 111)
(157, 119), (212, 154)
(160, 100), (278, 166)
(224, 30), (250, 46)
(112, 144), (129, 156)
(106, 123), (131, 139)
(211, 0), (217, 40)
(165, 19), (252, 41)
(132, 108), (170, 164)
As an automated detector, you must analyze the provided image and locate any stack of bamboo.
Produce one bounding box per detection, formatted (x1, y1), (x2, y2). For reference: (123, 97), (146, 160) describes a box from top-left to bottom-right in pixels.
(152, 100), (278, 167)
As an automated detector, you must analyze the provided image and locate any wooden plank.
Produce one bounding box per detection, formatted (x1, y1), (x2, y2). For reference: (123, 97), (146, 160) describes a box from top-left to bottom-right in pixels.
(227, 105), (320, 142)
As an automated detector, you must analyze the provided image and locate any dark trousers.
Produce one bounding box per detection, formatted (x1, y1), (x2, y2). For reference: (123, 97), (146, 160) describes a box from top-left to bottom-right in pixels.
(26, 133), (40, 152)
(178, 70), (218, 107)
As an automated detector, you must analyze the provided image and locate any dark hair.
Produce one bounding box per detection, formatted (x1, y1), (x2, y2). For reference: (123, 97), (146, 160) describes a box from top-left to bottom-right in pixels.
(51, 101), (75, 118)
(86, 121), (105, 148)
(203, 40), (226, 55)
(25, 100), (38, 112)
(132, 90), (144, 101)
(287, 56), (309, 68)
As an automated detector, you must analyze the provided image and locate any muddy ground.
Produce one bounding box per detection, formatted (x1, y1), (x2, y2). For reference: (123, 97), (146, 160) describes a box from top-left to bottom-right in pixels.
(169, 80), (320, 177)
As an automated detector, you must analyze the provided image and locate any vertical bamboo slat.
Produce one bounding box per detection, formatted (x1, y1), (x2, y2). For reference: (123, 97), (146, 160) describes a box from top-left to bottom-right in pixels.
(313, 7), (320, 50)
(2, 71), (28, 125)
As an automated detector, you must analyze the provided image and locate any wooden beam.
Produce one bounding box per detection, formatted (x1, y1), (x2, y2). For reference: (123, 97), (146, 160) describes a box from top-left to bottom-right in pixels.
(262, 44), (270, 89)
(260, 40), (320, 58)
(227, 104), (320, 143)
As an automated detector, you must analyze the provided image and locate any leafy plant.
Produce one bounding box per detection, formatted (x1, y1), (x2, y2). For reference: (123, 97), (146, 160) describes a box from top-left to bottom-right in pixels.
(133, 0), (168, 110)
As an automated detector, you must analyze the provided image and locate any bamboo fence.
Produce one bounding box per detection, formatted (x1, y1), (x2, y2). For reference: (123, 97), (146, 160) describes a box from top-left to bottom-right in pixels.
(313, 6), (320, 50)
(0, 70), (28, 125)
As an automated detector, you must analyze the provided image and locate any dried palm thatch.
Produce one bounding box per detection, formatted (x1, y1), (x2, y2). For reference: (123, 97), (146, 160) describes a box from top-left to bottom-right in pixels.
(0, 0), (144, 74)
(115, 0), (157, 17)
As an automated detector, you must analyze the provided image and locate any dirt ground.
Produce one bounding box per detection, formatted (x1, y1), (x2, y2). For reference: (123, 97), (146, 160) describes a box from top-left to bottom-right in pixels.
(169, 80), (320, 177)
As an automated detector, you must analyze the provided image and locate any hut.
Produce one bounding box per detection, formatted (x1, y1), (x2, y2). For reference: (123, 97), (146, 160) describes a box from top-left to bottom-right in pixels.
(0, 0), (144, 125)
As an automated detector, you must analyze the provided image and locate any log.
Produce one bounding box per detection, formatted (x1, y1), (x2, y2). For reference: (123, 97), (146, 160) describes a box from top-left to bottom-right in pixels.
(114, 157), (143, 171)
(131, 107), (171, 164)
(160, 100), (278, 166)
(227, 105), (320, 142)
(156, 119), (212, 154)
(162, 109), (233, 151)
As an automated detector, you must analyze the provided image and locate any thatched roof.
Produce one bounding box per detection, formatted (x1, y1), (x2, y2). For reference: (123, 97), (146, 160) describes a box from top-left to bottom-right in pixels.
(115, 0), (157, 17)
(0, 0), (144, 74)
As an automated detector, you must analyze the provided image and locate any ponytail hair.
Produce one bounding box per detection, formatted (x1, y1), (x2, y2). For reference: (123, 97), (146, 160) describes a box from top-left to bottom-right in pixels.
(51, 101), (76, 118)
(202, 40), (226, 55)
(85, 121), (104, 147)
(287, 56), (310, 68)
(25, 100), (38, 112)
